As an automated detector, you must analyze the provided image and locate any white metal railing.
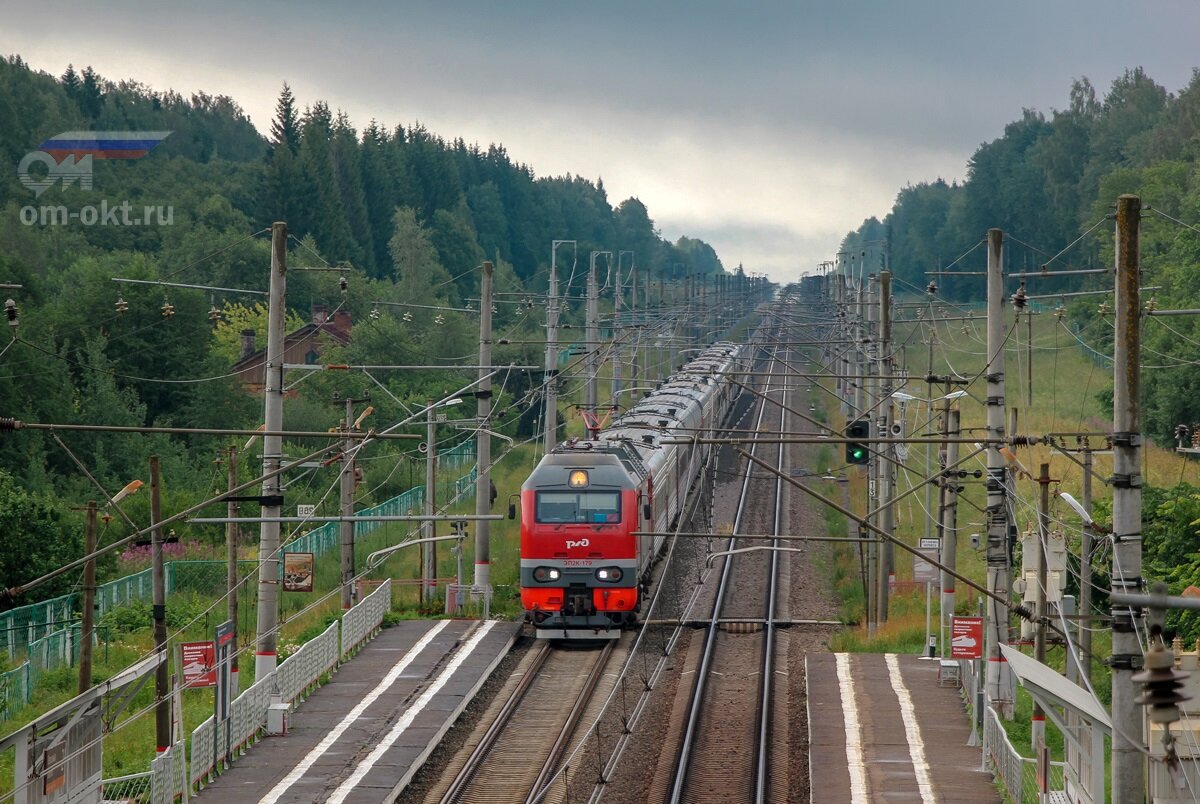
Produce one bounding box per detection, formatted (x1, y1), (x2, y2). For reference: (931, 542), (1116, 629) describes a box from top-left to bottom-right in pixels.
(189, 713), (214, 791)
(169, 578), (392, 798)
(969, 662), (1068, 804)
(278, 620), (339, 706)
(189, 669), (274, 793)
(341, 578), (391, 660)
(101, 770), (152, 801)
(149, 739), (186, 804)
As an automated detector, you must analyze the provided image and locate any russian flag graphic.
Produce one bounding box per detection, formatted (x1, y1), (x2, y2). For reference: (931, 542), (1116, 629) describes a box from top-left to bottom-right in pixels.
(38, 131), (171, 161)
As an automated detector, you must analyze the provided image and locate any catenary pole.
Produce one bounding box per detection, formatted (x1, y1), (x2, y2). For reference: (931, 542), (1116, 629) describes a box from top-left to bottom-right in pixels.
(544, 246), (560, 453)
(475, 261), (493, 612)
(151, 456), (170, 752)
(254, 221), (286, 681)
(78, 501), (97, 695)
(226, 447), (239, 693)
(984, 228), (1013, 719)
(876, 271), (893, 623)
(586, 251), (601, 414)
(1110, 194), (1144, 802)
(939, 406), (960, 655)
(424, 400), (437, 602)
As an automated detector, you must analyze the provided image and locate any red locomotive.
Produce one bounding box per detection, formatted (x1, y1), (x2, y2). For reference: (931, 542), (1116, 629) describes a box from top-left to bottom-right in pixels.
(519, 342), (744, 638)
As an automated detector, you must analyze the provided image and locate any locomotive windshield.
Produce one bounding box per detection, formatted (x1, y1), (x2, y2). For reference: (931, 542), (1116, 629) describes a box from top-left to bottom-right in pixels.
(535, 491), (622, 524)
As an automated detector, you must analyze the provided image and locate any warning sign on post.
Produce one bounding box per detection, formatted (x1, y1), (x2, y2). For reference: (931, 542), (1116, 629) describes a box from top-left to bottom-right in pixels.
(181, 641), (216, 688)
(950, 616), (984, 659)
(912, 537), (940, 584)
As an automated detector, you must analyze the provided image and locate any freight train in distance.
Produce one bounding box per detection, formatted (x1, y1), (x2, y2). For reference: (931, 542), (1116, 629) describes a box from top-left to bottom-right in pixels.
(517, 342), (745, 639)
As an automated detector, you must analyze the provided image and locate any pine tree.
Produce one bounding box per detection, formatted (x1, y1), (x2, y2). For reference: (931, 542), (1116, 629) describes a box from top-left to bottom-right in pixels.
(61, 64), (80, 99)
(269, 83), (301, 155)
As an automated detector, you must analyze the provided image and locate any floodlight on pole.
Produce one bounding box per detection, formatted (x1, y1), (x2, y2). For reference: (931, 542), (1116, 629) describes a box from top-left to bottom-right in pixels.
(111, 479), (144, 505)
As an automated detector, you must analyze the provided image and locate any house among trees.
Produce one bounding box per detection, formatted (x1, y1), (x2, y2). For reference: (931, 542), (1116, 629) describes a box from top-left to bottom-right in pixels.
(233, 304), (352, 393)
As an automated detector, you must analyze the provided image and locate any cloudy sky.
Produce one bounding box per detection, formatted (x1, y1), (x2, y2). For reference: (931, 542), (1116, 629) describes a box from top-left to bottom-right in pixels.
(3, 1), (1199, 282)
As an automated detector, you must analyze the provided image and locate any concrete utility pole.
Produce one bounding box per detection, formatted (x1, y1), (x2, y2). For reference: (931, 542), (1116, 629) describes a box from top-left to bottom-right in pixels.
(544, 242), (567, 454)
(983, 228), (1012, 719)
(1033, 462), (1051, 751)
(424, 400), (437, 602)
(338, 395), (369, 609)
(612, 253), (629, 409)
(225, 447), (239, 693)
(150, 455), (170, 752)
(474, 261), (493, 610)
(630, 260), (640, 383)
(1110, 194), (1143, 802)
(1079, 445), (1094, 685)
(864, 274), (878, 635)
(876, 271), (893, 624)
(938, 406), (960, 654)
(585, 251), (602, 414)
(78, 501), (97, 695)
(255, 221), (286, 681)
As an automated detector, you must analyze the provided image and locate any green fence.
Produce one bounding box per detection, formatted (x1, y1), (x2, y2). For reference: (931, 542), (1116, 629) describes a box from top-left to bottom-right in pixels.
(0, 447), (480, 720)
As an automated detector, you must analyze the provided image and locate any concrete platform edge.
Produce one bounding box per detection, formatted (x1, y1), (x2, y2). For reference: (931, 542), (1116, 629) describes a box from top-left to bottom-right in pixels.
(382, 621), (520, 803)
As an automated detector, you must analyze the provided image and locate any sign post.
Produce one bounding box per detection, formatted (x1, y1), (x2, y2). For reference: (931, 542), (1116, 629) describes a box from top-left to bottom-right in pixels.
(914, 537), (940, 657)
(215, 619), (234, 772)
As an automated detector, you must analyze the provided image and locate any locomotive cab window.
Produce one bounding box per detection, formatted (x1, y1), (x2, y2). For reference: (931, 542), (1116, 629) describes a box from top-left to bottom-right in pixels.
(535, 491), (622, 524)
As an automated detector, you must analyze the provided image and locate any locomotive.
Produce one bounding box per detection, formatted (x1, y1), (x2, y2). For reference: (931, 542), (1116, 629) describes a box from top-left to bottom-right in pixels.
(519, 342), (745, 638)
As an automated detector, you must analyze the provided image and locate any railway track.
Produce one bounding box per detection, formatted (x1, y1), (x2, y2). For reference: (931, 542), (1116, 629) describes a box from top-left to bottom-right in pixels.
(432, 640), (615, 804)
(663, 337), (792, 804)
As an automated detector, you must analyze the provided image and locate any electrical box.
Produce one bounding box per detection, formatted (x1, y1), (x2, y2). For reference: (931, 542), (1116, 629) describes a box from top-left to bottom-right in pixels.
(267, 702), (289, 735)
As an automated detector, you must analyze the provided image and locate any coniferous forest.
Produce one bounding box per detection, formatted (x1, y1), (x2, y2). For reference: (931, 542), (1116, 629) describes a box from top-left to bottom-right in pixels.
(840, 67), (1200, 445)
(0, 55), (727, 598)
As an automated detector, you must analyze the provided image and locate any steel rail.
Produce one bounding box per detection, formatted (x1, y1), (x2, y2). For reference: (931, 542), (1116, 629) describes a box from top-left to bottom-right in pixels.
(439, 642), (552, 803)
(668, 339), (781, 804)
(527, 641), (616, 803)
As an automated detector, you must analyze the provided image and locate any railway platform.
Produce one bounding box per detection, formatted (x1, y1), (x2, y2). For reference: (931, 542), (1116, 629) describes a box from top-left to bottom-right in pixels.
(807, 652), (1000, 803)
(194, 618), (519, 804)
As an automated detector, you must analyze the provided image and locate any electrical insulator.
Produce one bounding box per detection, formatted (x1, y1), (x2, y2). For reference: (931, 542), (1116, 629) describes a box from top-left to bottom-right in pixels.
(161, 297), (175, 317)
(4, 298), (17, 328)
(926, 281), (937, 295)
(402, 311), (412, 323)
(369, 304), (381, 320)
(339, 275), (348, 293)
(1054, 305), (1065, 321)
(1177, 424), (1191, 450)
(115, 295), (128, 313)
(1011, 283), (1027, 309)
(208, 306), (222, 322)
(1133, 637), (1190, 725)
(1098, 301), (1111, 316)
(434, 314), (445, 325)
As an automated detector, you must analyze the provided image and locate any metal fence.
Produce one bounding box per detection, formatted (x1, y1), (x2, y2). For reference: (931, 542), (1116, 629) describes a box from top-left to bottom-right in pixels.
(341, 579), (391, 660)
(962, 658), (1069, 803)
(277, 620), (339, 706)
(148, 739), (186, 804)
(184, 580), (393, 797)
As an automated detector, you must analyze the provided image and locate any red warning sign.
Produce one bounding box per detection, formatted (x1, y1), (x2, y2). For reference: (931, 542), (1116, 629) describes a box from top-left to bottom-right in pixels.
(950, 617), (984, 659)
(181, 641), (216, 688)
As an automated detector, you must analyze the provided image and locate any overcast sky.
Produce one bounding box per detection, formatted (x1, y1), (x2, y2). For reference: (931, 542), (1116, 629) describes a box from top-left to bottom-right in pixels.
(3, 1), (1199, 282)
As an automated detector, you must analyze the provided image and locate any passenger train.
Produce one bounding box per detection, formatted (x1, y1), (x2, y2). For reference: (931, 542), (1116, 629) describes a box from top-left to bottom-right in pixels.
(519, 342), (745, 638)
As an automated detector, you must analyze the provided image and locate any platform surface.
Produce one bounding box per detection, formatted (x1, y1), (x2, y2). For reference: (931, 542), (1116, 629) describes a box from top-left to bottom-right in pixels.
(807, 652), (1001, 803)
(195, 618), (519, 804)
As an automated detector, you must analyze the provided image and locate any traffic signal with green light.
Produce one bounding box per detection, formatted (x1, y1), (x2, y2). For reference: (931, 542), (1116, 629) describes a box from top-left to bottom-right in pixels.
(845, 419), (870, 465)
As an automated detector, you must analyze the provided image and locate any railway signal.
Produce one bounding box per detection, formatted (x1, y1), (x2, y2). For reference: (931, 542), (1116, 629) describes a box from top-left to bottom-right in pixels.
(845, 418), (870, 465)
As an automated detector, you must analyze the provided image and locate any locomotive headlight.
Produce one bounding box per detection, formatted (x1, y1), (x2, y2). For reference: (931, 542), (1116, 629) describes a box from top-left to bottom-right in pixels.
(595, 567), (623, 583)
(533, 566), (561, 583)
